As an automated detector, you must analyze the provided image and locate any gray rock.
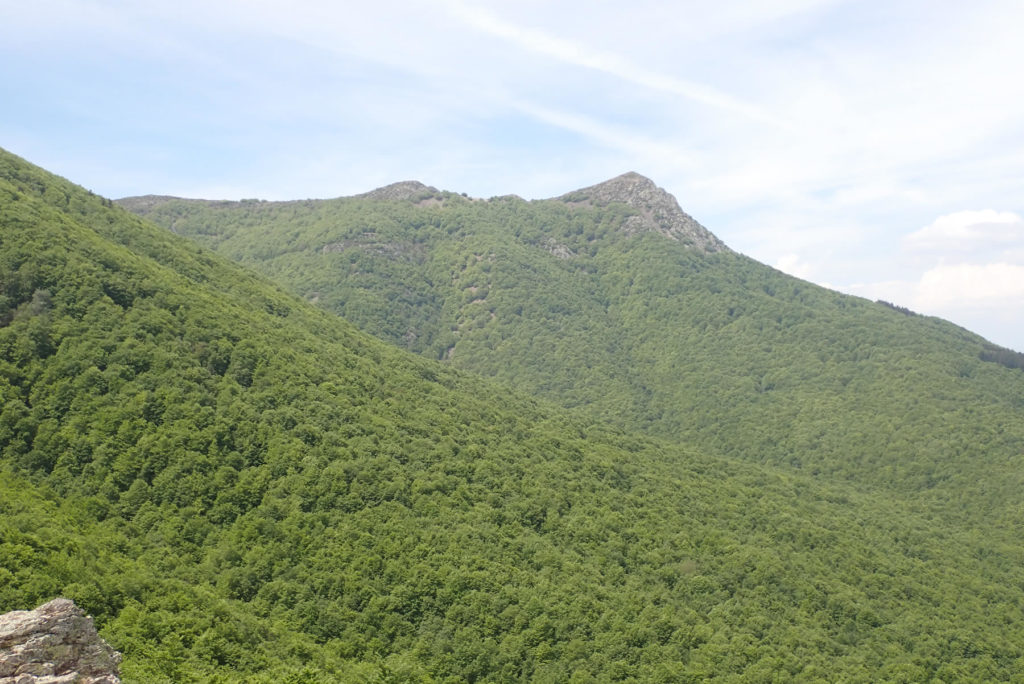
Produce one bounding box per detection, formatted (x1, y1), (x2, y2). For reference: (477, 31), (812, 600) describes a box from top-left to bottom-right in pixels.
(555, 172), (730, 253)
(541, 238), (576, 259)
(0, 598), (121, 684)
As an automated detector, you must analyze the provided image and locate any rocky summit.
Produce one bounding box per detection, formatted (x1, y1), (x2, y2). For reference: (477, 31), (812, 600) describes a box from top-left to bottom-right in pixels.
(555, 171), (730, 252)
(0, 599), (121, 684)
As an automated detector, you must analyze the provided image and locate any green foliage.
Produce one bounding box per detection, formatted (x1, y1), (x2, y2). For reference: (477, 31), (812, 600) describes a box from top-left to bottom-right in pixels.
(3, 148), (1024, 681)
(980, 342), (1024, 371)
(124, 184), (1024, 531)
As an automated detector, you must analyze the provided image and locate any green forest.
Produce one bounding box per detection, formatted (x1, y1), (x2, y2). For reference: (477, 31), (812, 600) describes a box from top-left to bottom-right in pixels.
(123, 179), (1024, 530)
(3, 148), (1024, 681)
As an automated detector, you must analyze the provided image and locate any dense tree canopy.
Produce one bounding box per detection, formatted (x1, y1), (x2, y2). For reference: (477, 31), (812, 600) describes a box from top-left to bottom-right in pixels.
(123, 184), (1024, 530)
(2, 149), (1023, 680)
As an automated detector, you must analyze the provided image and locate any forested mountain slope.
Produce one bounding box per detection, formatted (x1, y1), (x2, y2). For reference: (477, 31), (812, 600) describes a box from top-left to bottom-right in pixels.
(4, 150), (1024, 680)
(122, 175), (1024, 528)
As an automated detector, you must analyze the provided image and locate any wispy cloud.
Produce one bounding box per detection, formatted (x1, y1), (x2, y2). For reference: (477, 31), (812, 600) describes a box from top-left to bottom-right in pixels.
(508, 100), (694, 167)
(441, 0), (789, 129)
(3, 1), (1023, 347)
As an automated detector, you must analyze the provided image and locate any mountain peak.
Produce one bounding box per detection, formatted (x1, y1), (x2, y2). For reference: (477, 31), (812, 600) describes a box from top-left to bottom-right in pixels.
(555, 173), (729, 253)
(597, 170), (658, 190)
(357, 180), (439, 201)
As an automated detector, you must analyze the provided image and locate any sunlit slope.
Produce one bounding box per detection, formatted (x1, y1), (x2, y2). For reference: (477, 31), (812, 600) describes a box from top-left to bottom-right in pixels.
(123, 181), (1024, 526)
(2, 150), (1021, 680)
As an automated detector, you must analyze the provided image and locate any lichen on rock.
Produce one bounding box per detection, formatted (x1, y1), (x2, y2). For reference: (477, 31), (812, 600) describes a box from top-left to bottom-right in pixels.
(0, 598), (121, 684)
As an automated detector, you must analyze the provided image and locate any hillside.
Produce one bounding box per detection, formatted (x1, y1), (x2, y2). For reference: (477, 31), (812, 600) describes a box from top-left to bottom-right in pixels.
(6, 150), (1024, 680)
(121, 175), (1024, 529)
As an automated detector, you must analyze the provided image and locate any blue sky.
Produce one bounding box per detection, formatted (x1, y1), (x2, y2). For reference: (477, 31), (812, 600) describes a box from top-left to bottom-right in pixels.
(3, 0), (1023, 350)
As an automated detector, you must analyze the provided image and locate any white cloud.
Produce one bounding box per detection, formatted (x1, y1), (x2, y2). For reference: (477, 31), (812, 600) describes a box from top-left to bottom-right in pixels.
(914, 262), (1024, 311)
(844, 279), (916, 304)
(774, 253), (816, 280)
(841, 263), (1024, 350)
(836, 206), (1024, 350)
(905, 210), (1024, 252)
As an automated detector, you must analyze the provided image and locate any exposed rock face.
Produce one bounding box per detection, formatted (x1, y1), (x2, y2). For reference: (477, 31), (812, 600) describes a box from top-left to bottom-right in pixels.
(556, 172), (730, 253)
(321, 235), (426, 261)
(541, 237), (576, 260)
(0, 599), (121, 684)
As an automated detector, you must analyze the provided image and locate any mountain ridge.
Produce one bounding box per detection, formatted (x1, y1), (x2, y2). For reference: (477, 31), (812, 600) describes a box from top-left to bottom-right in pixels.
(119, 172), (1024, 532)
(120, 171), (730, 253)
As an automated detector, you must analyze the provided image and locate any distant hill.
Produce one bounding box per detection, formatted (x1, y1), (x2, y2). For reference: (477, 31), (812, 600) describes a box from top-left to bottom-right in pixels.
(5, 148), (1024, 680)
(121, 175), (1024, 530)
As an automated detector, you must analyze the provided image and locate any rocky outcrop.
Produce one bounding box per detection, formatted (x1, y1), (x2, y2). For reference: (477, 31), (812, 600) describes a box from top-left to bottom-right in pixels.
(0, 598), (121, 684)
(541, 238), (576, 259)
(320, 233), (427, 262)
(555, 172), (730, 253)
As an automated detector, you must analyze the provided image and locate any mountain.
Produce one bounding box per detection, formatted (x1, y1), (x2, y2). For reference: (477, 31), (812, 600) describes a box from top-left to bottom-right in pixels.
(554, 172), (729, 251)
(121, 174), (1024, 530)
(5, 150), (1024, 680)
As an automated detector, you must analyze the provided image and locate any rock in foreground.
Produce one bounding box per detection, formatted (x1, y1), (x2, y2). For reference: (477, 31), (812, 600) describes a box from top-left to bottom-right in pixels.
(0, 599), (121, 684)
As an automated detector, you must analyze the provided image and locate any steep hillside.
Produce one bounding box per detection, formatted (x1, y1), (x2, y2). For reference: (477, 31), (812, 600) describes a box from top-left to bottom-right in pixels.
(6, 150), (1024, 680)
(122, 176), (1024, 528)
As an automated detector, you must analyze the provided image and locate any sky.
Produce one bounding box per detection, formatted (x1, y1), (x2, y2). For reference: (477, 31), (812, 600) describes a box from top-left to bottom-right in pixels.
(2, 0), (1023, 350)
